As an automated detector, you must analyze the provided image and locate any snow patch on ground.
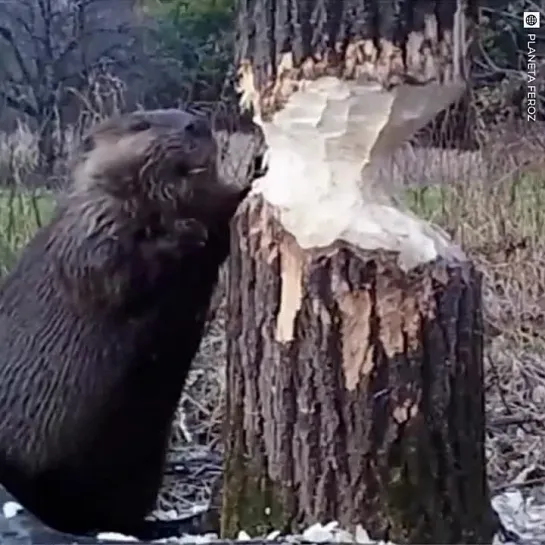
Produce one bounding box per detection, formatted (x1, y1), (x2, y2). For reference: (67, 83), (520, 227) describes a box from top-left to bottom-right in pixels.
(299, 521), (388, 544)
(97, 531), (139, 542)
(492, 488), (545, 544)
(142, 488), (545, 544)
(2, 500), (23, 519)
(150, 521), (392, 544)
(152, 533), (219, 544)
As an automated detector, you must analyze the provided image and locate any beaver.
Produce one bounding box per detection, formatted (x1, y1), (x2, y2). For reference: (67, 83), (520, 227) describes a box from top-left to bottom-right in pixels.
(0, 108), (267, 538)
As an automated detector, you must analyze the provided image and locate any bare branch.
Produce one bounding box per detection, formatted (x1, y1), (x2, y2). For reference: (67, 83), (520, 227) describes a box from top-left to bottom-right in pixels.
(0, 26), (35, 89)
(0, 88), (38, 118)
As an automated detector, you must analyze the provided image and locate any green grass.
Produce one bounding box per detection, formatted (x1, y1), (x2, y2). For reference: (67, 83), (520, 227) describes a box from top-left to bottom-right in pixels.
(0, 189), (55, 273)
(0, 173), (545, 276)
(403, 173), (545, 247)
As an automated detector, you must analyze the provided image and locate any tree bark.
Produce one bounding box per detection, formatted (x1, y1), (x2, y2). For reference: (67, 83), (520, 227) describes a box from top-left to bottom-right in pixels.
(235, 0), (478, 149)
(220, 1), (496, 543)
(222, 201), (496, 544)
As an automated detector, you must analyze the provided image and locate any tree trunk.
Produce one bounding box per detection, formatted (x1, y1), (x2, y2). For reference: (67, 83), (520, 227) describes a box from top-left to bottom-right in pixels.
(223, 200), (496, 544)
(221, 1), (496, 543)
(235, 0), (478, 149)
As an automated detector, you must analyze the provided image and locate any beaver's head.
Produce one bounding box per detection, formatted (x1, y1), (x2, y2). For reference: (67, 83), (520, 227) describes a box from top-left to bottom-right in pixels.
(71, 108), (267, 225)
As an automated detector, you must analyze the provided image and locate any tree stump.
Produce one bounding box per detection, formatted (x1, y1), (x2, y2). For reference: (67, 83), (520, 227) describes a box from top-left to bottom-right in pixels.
(220, 1), (496, 543)
(223, 196), (497, 543)
(220, 78), (497, 543)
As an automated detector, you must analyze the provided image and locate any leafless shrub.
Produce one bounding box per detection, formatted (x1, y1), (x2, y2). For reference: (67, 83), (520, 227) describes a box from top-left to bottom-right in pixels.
(0, 0), (150, 176)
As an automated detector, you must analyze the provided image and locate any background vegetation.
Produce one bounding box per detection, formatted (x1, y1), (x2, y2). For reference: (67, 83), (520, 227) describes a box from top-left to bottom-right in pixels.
(0, 0), (544, 517)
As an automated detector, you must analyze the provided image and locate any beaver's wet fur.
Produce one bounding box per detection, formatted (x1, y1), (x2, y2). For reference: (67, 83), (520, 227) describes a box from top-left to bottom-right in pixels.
(0, 108), (267, 538)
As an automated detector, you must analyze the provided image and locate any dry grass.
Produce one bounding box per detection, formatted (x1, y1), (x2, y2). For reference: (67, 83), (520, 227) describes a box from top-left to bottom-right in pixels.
(1, 116), (545, 513)
(381, 124), (545, 491)
(406, 172), (545, 491)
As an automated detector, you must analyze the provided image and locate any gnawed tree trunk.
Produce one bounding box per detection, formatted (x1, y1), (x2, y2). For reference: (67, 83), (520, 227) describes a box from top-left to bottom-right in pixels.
(221, 1), (496, 544)
(234, 0), (478, 149)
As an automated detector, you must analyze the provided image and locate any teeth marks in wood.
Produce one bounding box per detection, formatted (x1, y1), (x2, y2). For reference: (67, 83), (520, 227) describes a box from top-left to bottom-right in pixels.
(235, 0), (476, 117)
